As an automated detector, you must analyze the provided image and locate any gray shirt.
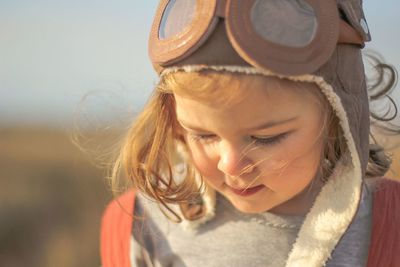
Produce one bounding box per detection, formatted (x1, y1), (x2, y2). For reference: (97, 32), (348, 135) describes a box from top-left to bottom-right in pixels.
(131, 184), (372, 267)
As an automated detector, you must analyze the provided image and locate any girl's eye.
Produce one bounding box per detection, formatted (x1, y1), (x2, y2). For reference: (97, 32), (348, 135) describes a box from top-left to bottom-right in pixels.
(252, 132), (289, 146)
(189, 132), (290, 146)
(188, 133), (217, 143)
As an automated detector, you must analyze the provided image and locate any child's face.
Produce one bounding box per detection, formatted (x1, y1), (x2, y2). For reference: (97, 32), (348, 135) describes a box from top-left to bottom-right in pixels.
(174, 73), (326, 215)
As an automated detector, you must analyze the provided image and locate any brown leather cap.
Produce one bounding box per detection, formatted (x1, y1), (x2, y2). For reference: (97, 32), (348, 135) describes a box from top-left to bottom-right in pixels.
(149, 0), (365, 75)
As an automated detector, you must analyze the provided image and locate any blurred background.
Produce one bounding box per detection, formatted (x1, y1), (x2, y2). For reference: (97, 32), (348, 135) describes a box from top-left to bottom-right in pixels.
(1, 1), (399, 266)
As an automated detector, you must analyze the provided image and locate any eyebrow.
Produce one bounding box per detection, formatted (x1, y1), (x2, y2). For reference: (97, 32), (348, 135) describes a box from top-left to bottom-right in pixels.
(178, 116), (299, 132)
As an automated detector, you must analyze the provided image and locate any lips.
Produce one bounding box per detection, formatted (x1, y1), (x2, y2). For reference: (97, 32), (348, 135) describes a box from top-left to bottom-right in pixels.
(226, 184), (265, 196)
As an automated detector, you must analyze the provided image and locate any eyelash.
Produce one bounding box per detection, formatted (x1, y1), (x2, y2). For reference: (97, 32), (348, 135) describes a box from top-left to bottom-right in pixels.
(187, 134), (210, 141)
(253, 133), (289, 146)
(188, 132), (289, 146)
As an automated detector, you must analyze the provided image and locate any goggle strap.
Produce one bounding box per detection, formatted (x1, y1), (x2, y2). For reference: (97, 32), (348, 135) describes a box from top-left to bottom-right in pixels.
(339, 20), (364, 46)
(215, 0), (227, 18)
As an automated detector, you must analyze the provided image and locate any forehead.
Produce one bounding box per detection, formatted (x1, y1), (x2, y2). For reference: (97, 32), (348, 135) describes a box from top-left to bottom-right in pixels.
(172, 72), (323, 130)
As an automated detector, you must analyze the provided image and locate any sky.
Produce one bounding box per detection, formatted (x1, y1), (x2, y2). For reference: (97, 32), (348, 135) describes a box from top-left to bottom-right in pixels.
(1, 0), (399, 128)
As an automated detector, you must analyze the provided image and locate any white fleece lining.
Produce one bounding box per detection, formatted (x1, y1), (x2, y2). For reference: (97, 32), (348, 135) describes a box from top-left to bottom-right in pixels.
(164, 65), (362, 267)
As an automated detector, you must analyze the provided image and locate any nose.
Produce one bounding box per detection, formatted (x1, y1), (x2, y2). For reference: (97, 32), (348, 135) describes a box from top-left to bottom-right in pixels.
(217, 141), (254, 177)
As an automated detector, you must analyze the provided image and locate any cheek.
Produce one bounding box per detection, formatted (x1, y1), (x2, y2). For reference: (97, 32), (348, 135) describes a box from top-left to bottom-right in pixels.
(187, 142), (220, 178)
(259, 136), (322, 189)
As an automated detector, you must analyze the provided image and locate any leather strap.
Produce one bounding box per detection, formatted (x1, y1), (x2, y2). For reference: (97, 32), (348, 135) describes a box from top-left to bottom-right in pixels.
(367, 178), (400, 267)
(100, 190), (136, 267)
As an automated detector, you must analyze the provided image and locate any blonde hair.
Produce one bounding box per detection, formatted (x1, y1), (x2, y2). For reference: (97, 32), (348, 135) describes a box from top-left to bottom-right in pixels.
(112, 63), (396, 222)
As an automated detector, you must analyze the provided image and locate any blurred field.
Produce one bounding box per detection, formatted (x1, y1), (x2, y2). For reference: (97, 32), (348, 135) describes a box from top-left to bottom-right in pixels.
(0, 128), (399, 267)
(0, 128), (112, 267)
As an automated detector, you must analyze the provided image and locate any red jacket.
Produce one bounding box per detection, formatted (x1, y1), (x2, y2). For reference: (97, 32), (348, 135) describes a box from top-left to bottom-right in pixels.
(100, 178), (400, 267)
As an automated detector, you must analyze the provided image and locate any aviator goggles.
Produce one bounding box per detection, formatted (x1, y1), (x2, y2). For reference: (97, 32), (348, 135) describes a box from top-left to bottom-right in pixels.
(149, 0), (366, 75)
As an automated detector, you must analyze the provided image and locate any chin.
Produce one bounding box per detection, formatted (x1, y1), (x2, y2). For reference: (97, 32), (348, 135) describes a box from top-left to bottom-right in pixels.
(230, 199), (273, 214)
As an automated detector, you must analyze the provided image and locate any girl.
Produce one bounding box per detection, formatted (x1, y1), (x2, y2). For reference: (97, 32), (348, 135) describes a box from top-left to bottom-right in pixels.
(101, 1), (400, 266)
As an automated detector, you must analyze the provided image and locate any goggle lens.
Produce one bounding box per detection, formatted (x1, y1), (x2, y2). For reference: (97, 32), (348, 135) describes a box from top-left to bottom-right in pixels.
(159, 0), (197, 40)
(251, 0), (318, 47)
